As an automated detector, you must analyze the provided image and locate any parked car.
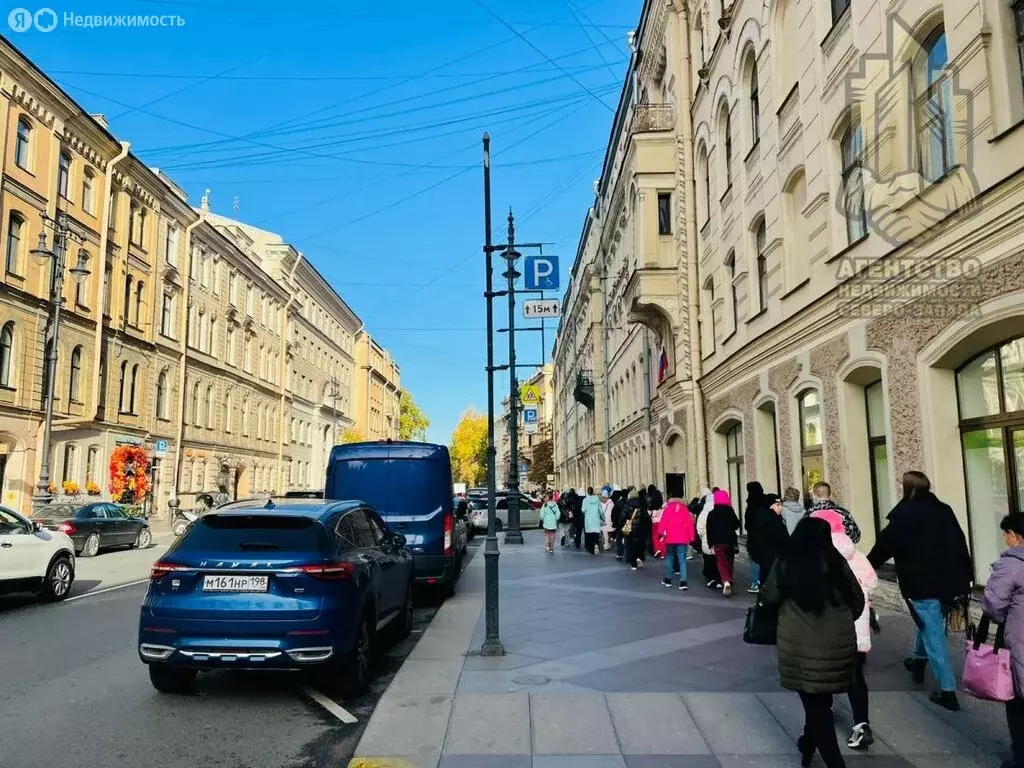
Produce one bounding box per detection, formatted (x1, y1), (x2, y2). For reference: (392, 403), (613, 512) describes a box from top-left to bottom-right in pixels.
(138, 498), (414, 695)
(467, 493), (542, 532)
(326, 441), (464, 596)
(0, 505), (76, 601)
(284, 490), (324, 499)
(454, 497), (474, 541)
(33, 502), (152, 557)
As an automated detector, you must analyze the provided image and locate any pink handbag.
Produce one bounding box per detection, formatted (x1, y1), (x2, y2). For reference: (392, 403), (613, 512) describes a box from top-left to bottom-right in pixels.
(962, 616), (1015, 702)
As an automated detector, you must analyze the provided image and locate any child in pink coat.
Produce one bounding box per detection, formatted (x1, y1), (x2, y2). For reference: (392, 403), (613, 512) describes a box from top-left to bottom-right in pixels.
(811, 509), (878, 751)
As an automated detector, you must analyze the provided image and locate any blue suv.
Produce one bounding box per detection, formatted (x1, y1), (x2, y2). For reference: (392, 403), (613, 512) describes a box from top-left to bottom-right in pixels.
(137, 498), (413, 695)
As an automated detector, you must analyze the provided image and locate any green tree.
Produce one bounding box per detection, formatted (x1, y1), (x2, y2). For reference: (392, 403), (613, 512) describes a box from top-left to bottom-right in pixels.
(528, 439), (553, 486)
(340, 427), (364, 444)
(449, 408), (488, 485)
(399, 390), (429, 441)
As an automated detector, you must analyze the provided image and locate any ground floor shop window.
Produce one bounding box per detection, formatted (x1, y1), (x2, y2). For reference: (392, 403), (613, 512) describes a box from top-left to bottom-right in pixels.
(866, 380), (891, 533)
(799, 390), (824, 504)
(726, 423), (744, 504)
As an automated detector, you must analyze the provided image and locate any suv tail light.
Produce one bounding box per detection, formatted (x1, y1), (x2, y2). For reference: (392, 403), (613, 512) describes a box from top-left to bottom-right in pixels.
(150, 562), (189, 580)
(57, 522), (76, 535)
(290, 562), (354, 580)
(444, 513), (454, 556)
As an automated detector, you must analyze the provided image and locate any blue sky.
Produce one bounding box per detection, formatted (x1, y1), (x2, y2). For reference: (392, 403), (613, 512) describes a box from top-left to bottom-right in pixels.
(11, 0), (640, 444)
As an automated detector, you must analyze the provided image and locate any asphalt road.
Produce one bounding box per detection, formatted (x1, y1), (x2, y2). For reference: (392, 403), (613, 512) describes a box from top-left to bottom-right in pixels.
(0, 538), (480, 768)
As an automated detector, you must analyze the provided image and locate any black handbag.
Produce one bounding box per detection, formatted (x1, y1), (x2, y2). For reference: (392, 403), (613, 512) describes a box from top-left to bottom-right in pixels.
(743, 600), (778, 645)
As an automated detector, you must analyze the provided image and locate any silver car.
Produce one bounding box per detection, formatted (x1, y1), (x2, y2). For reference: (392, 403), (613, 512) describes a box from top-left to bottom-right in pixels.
(467, 495), (540, 532)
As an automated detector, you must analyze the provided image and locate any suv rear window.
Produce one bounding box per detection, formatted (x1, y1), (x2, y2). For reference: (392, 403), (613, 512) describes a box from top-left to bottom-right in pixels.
(176, 514), (327, 553)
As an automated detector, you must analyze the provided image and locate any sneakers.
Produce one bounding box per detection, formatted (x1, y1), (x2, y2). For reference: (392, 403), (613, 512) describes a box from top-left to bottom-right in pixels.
(615, 555), (623, 561)
(722, 582), (733, 598)
(929, 690), (961, 711)
(797, 735), (814, 768)
(662, 578), (673, 588)
(631, 566), (638, 571)
(679, 582), (689, 591)
(635, 559), (644, 569)
(904, 657), (926, 684)
(847, 723), (874, 750)
(593, 545), (600, 556)
(747, 583), (760, 594)
(706, 580), (722, 590)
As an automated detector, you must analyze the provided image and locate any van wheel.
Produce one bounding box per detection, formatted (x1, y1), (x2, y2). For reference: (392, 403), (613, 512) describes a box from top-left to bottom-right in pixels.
(148, 665), (197, 694)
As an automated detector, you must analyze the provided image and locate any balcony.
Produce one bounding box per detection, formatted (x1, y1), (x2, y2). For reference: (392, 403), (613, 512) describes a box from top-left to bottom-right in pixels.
(574, 370), (595, 410)
(631, 103), (675, 134)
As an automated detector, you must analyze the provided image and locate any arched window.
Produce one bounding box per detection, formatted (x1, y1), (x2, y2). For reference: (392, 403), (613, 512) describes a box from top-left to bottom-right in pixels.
(69, 346), (83, 402)
(134, 281), (144, 326)
(755, 220), (768, 312)
(197, 311), (207, 352)
(209, 318), (217, 357)
(703, 275), (716, 350)
(82, 169), (95, 215)
(226, 326), (237, 366)
(915, 25), (954, 182)
(257, 404), (265, 440)
(156, 369), (168, 419)
(865, 380), (891, 532)
(58, 150), (72, 200)
(224, 390), (233, 433)
(798, 389), (824, 502)
(725, 423), (744, 502)
(242, 399), (250, 437)
(15, 117), (32, 170)
(957, 336), (1024, 573)
(840, 116), (867, 243)
(129, 364), (139, 413)
(724, 252), (738, 330)
(244, 337), (254, 372)
(783, 169), (808, 287)
(190, 381), (201, 425)
(123, 275), (133, 325)
(719, 102), (733, 190)
(62, 443), (79, 484)
(697, 143), (711, 225)
(747, 55), (760, 145)
(0, 322), (13, 388)
(86, 446), (99, 485)
(777, 0), (800, 93)
(118, 360), (129, 413)
(6, 212), (24, 275)
(98, 354), (107, 408)
(259, 344), (267, 380)
(206, 386), (215, 428)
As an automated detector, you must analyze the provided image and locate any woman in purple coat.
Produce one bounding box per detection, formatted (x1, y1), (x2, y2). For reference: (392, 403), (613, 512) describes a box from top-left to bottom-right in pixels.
(982, 513), (1024, 768)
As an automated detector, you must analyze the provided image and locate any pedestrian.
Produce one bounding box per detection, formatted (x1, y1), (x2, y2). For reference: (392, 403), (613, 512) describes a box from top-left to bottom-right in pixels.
(760, 517), (865, 768)
(810, 481), (862, 544)
(782, 486), (807, 535)
(982, 513), (1024, 768)
(744, 481), (767, 594)
(706, 488), (740, 597)
(539, 493), (561, 553)
(624, 489), (650, 570)
(558, 490), (573, 547)
(695, 487), (721, 589)
(751, 493), (790, 581)
(659, 496), (695, 589)
(812, 509), (878, 750)
(571, 489), (585, 550)
(648, 484), (666, 558)
(600, 488), (615, 551)
(583, 487), (604, 555)
(867, 471), (972, 712)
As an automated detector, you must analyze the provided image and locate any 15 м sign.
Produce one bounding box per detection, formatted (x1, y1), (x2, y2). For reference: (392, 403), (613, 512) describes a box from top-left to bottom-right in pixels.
(523, 299), (560, 319)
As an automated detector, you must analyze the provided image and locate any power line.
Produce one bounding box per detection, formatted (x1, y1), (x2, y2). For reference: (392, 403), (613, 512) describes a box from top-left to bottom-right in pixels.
(563, 0), (621, 81)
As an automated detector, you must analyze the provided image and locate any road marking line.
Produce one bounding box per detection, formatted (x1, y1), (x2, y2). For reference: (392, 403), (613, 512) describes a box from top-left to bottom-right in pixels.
(65, 579), (149, 601)
(301, 685), (358, 723)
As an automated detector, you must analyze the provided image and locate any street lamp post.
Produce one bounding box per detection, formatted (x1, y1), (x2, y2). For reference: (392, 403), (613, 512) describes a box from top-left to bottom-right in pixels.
(329, 376), (340, 447)
(502, 211), (524, 545)
(30, 211), (90, 510)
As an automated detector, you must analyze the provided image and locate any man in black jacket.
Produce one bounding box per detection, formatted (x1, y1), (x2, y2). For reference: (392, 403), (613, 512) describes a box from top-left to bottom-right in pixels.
(868, 471), (972, 712)
(751, 493), (789, 581)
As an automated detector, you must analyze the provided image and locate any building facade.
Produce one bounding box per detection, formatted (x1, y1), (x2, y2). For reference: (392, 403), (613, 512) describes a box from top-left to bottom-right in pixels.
(555, 0), (1024, 584)
(353, 331), (401, 442)
(497, 364), (554, 491)
(0, 38), (404, 518)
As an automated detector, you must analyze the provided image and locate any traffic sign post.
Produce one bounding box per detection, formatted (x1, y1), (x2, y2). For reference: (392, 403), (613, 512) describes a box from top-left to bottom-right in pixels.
(522, 407), (539, 424)
(154, 439), (170, 457)
(523, 299), (560, 319)
(520, 384), (541, 407)
(523, 255), (560, 291)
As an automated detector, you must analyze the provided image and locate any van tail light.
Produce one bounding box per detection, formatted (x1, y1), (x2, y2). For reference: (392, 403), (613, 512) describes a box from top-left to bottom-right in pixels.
(444, 513), (453, 556)
(58, 522), (76, 536)
(150, 562), (189, 580)
(292, 562), (354, 580)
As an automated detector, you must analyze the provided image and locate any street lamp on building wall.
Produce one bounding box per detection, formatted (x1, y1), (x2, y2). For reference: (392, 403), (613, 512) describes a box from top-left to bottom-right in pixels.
(30, 212), (91, 510)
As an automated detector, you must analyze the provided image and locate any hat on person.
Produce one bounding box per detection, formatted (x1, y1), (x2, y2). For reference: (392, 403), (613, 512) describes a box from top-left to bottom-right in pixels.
(763, 493), (781, 507)
(810, 509), (845, 534)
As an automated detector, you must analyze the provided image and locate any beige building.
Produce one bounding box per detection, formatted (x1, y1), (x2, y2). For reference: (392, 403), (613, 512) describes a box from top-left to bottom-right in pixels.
(0, 38), (404, 518)
(555, 0), (1024, 584)
(497, 364), (554, 490)
(353, 330), (400, 442)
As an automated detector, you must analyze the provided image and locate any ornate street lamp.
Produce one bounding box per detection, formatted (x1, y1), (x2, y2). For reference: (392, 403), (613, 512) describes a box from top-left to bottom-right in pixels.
(31, 212), (90, 510)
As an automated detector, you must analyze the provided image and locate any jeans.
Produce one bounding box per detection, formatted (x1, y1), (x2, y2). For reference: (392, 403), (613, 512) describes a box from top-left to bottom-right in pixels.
(543, 529), (556, 551)
(909, 598), (957, 692)
(584, 532), (600, 553)
(616, 534), (625, 558)
(1007, 697), (1024, 768)
(663, 544), (688, 580)
(713, 544), (734, 584)
(848, 652), (869, 725)
(799, 692), (846, 768)
(749, 560), (761, 587)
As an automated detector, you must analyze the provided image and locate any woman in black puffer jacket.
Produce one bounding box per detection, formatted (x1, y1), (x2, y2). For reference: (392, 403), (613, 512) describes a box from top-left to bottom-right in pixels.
(761, 517), (864, 768)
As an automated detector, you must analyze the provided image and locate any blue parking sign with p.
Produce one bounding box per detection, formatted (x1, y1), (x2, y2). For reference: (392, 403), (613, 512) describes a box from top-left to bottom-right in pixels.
(523, 255), (559, 291)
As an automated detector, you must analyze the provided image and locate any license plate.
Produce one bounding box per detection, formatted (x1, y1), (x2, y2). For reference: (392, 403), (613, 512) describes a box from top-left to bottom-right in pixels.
(202, 574), (269, 593)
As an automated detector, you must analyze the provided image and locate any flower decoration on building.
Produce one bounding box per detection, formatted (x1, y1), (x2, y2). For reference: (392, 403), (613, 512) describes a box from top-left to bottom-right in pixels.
(109, 445), (150, 504)
(62, 480), (80, 496)
(85, 480), (101, 495)
(47, 482), (57, 495)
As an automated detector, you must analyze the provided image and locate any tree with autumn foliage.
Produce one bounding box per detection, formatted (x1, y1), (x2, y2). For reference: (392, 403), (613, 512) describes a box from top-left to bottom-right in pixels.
(340, 428), (364, 444)
(528, 439), (554, 486)
(449, 408), (488, 485)
(399, 391), (429, 441)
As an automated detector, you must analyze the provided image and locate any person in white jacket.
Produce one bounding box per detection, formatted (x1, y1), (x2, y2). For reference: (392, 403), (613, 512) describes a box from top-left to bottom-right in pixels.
(811, 509), (878, 751)
(695, 488), (720, 589)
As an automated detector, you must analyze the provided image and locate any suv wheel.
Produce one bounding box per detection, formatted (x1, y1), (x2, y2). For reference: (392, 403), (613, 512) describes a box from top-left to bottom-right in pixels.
(342, 616), (373, 697)
(148, 664), (198, 694)
(494, 519), (503, 533)
(80, 533), (100, 558)
(41, 555), (74, 601)
(397, 586), (414, 639)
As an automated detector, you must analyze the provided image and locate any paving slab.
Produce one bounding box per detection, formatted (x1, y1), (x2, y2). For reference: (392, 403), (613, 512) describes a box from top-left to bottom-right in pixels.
(756, 691), (898, 757)
(354, 694), (453, 762)
(623, 757), (722, 768)
(531, 757), (627, 768)
(439, 757), (531, 768)
(531, 694), (620, 755)
(606, 693), (710, 755)
(681, 693), (797, 755)
(388, 658), (465, 696)
(866, 692), (993, 756)
(443, 693), (530, 755)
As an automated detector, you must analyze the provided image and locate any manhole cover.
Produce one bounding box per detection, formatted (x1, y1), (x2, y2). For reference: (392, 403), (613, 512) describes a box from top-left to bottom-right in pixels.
(511, 675), (551, 685)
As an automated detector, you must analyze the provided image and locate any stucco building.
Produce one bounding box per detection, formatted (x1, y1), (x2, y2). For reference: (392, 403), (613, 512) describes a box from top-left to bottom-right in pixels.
(353, 330), (401, 442)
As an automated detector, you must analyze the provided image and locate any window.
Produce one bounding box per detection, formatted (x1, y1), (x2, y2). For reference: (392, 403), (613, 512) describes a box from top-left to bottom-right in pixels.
(103, 267), (112, 316)
(129, 364), (139, 414)
(725, 252), (738, 329)
(86, 447), (99, 485)
(15, 118), (31, 170)
(225, 391), (233, 433)
(229, 272), (239, 306)
(165, 224), (178, 268)
(156, 370), (168, 419)
(865, 380), (891, 534)
(703, 276), (716, 349)
(242, 399), (250, 437)
(118, 361), (128, 413)
(831, 0), (851, 23)
(69, 346), (82, 402)
(657, 192), (672, 235)
(755, 220), (768, 311)
(257, 404), (265, 440)
(190, 382), (201, 425)
(720, 104), (733, 190)
(82, 170), (95, 215)
(1016, 0), (1024, 88)
(226, 327), (237, 366)
(244, 337), (254, 373)
(798, 390), (824, 502)
(189, 248), (201, 281)
(246, 285), (255, 316)
(0, 322), (13, 388)
(123, 275), (133, 326)
(749, 59), (761, 145)
(726, 423), (745, 503)
(57, 151), (71, 200)
(135, 281), (144, 326)
(6, 213), (24, 275)
(202, 253), (212, 288)
(841, 117), (867, 243)
(108, 190), (117, 231)
(161, 293), (174, 338)
(98, 355), (106, 408)
(915, 26), (955, 183)
(697, 144), (711, 225)
(957, 336), (1024, 581)
(62, 444), (79, 484)
(206, 386), (215, 429)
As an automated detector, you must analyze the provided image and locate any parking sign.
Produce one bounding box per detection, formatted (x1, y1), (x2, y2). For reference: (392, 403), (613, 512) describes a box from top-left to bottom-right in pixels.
(523, 255), (559, 291)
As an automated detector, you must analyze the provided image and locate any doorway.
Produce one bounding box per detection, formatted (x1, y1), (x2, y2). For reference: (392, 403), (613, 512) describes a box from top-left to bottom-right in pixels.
(665, 472), (686, 500)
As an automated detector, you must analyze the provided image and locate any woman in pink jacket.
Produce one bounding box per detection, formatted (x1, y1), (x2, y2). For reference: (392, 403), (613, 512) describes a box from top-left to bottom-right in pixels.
(811, 509), (878, 751)
(659, 498), (696, 590)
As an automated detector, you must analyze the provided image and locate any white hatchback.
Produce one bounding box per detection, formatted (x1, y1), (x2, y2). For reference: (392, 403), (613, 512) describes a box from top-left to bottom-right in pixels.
(0, 505), (76, 601)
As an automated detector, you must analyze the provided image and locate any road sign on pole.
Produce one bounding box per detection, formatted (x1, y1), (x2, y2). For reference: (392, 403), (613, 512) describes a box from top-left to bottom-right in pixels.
(522, 407), (539, 424)
(523, 255), (559, 291)
(520, 384), (541, 406)
(154, 439), (170, 457)
(523, 299), (560, 319)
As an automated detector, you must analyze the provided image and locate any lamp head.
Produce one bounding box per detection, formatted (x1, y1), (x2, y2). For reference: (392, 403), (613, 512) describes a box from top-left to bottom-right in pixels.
(69, 248), (91, 285)
(30, 233), (51, 263)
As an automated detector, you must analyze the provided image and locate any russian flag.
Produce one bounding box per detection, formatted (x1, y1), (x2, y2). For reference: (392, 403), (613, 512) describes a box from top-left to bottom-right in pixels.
(658, 348), (669, 383)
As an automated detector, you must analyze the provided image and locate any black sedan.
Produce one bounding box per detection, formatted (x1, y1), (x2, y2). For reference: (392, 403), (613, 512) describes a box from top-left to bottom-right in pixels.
(33, 502), (152, 557)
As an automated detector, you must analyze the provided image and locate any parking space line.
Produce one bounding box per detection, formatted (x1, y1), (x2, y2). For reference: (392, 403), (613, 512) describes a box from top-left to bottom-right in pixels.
(301, 685), (359, 724)
(65, 579), (150, 602)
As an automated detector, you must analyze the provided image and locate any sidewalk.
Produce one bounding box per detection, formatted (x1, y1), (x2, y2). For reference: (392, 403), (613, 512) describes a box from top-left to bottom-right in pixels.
(349, 533), (1009, 768)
